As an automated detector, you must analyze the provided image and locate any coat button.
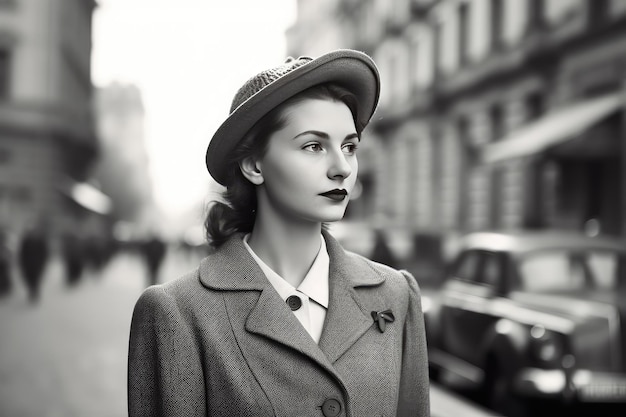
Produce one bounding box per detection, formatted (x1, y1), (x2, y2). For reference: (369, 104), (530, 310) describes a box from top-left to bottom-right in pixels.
(286, 295), (302, 311)
(321, 398), (342, 417)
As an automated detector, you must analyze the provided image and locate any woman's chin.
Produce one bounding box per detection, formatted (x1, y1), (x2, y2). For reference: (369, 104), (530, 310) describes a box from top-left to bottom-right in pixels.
(316, 209), (348, 223)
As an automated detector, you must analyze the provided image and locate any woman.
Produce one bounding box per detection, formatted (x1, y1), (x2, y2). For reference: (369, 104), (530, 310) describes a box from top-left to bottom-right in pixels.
(128, 49), (430, 417)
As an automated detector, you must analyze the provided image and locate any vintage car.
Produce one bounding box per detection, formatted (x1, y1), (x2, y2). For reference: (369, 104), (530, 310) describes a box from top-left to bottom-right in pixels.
(422, 231), (626, 416)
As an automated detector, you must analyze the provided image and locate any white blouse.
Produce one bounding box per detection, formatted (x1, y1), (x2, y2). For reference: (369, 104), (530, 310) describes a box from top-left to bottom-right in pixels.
(242, 235), (329, 343)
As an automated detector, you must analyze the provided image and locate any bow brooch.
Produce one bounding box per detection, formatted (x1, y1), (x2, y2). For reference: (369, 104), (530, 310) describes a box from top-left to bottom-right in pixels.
(371, 309), (395, 333)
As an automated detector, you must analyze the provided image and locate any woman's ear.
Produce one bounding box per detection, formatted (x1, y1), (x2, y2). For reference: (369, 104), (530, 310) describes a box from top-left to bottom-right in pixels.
(239, 156), (264, 185)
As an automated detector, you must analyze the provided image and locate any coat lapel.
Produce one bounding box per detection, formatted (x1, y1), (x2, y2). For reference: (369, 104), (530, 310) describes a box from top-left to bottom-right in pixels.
(198, 232), (388, 370)
(198, 234), (335, 374)
(244, 285), (334, 370)
(318, 231), (386, 363)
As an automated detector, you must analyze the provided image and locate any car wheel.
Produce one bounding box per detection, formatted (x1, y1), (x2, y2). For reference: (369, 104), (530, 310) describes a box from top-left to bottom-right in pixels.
(483, 356), (530, 417)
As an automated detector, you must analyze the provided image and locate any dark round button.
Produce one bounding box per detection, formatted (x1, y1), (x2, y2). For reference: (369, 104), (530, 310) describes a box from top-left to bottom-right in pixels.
(286, 295), (302, 311)
(321, 398), (341, 417)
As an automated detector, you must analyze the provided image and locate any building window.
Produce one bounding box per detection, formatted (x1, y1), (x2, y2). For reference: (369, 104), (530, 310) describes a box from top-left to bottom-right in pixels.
(588, 0), (609, 28)
(0, 49), (10, 99)
(457, 117), (473, 229)
(458, 2), (470, 66)
(527, 0), (545, 30)
(490, 166), (503, 229)
(409, 38), (419, 91)
(489, 104), (505, 229)
(490, 0), (504, 51)
(433, 20), (443, 80)
(526, 92), (545, 122)
(490, 104), (504, 141)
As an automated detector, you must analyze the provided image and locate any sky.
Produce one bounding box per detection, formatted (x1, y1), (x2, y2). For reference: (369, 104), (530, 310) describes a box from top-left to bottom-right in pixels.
(91, 0), (297, 225)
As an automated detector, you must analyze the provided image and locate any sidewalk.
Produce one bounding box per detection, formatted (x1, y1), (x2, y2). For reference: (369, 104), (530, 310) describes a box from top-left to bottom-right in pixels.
(0, 246), (203, 417)
(0, 252), (141, 417)
(431, 385), (500, 417)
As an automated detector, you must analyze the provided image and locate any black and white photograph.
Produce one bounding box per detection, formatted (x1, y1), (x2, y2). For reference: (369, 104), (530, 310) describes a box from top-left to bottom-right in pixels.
(1, 1), (626, 416)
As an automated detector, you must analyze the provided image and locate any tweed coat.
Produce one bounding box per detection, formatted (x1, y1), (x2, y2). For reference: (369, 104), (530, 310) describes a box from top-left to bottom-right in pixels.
(128, 231), (430, 417)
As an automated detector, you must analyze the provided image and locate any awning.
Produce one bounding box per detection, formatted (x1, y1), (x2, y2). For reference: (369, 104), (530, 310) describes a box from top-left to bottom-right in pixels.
(57, 177), (113, 215)
(482, 92), (624, 164)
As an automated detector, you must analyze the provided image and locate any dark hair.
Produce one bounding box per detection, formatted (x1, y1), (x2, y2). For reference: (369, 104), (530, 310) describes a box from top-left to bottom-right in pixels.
(204, 83), (360, 248)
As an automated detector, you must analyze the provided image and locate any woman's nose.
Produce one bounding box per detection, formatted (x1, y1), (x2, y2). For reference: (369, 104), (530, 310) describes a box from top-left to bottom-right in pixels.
(327, 149), (353, 179)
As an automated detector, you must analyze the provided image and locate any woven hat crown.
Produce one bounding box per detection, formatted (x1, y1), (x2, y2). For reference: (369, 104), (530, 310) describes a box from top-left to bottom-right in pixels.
(229, 56), (313, 113)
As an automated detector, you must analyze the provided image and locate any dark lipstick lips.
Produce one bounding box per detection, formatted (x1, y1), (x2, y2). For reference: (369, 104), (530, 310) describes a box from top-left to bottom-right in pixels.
(320, 189), (348, 201)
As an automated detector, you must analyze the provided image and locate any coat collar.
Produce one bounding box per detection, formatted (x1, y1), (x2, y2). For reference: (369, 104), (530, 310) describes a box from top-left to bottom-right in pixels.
(198, 230), (387, 364)
(198, 230), (384, 291)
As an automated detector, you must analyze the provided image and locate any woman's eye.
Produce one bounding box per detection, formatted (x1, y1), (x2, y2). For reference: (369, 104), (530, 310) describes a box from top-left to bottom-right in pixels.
(303, 143), (323, 152)
(342, 143), (358, 154)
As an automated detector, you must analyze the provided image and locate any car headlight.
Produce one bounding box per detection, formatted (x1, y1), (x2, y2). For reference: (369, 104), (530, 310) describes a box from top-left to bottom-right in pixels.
(530, 325), (564, 364)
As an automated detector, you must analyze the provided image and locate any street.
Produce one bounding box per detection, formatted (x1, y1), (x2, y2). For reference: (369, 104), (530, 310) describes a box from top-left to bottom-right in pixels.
(0, 247), (197, 417)
(0, 247), (495, 417)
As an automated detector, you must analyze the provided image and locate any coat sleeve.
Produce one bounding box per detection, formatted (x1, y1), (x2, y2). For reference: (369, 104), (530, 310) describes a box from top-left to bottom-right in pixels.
(397, 271), (431, 417)
(128, 286), (206, 417)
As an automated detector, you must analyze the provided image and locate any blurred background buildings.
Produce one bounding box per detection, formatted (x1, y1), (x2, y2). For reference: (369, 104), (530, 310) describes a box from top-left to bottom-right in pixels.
(288, 0), (626, 282)
(93, 82), (157, 238)
(0, 0), (160, 256)
(0, 0), (110, 243)
(0, 0), (624, 284)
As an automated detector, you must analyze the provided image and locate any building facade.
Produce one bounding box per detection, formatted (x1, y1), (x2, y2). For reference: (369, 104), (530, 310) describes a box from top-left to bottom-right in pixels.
(93, 82), (157, 237)
(287, 0), (626, 271)
(0, 0), (101, 239)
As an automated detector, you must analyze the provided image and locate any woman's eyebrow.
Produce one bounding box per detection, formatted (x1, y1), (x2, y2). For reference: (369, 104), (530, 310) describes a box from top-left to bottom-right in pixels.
(293, 130), (359, 140)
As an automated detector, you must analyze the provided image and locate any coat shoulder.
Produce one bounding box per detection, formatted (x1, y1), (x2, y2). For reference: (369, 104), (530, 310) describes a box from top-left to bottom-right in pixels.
(344, 249), (419, 295)
(161, 267), (203, 294)
(133, 266), (204, 318)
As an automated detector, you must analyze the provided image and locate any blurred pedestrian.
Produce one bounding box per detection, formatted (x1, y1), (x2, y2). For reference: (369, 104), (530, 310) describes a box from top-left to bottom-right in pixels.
(84, 237), (110, 274)
(140, 235), (166, 286)
(18, 227), (49, 303)
(128, 49), (430, 416)
(61, 231), (84, 287)
(0, 229), (12, 297)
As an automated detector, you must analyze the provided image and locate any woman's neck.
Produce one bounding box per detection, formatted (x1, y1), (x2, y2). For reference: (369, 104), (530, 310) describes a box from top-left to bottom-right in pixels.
(247, 210), (322, 288)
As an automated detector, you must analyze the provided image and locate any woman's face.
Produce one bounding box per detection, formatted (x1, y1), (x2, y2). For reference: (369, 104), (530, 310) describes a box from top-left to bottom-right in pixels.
(255, 98), (359, 224)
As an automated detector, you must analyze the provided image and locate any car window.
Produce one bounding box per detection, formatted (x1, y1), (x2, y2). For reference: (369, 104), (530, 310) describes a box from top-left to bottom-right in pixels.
(453, 251), (481, 283)
(587, 252), (618, 289)
(518, 251), (583, 291)
(519, 249), (619, 291)
(481, 252), (501, 287)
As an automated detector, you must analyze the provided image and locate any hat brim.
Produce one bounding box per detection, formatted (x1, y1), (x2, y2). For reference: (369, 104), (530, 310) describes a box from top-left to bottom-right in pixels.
(206, 49), (381, 185)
